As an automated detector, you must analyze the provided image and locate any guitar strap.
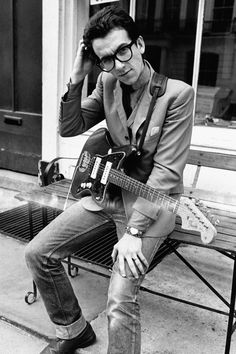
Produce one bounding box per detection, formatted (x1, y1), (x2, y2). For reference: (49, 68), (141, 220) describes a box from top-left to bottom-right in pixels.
(137, 72), (168, 154)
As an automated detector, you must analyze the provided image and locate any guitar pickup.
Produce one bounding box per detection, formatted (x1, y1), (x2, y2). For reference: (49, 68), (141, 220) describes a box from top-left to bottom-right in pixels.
(101, 161), (112, 185)
(91, 157), (102, 179)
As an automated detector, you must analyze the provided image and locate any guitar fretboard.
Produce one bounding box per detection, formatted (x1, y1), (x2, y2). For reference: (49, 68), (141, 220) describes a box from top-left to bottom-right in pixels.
(109, 168), (180, 215)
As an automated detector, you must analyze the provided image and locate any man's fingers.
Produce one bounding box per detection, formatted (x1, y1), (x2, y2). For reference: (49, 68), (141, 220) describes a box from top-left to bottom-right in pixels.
(138, 252), (149, 269)
(111, 247), (117, 263)
(132, 257), (145, 275)
(126, 257), (139, 278)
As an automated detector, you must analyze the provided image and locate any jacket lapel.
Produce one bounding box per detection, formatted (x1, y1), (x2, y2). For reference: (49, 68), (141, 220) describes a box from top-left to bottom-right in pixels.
(131, 85), (152, 144)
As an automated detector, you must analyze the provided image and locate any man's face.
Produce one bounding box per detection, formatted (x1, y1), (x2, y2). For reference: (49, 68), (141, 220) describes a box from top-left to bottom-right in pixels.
(92, 28), (145, 85)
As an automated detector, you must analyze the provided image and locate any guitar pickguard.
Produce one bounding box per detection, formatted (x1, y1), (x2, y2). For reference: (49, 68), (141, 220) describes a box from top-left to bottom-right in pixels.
(73, 152), (125, 201)
(71, 128), (126, 201)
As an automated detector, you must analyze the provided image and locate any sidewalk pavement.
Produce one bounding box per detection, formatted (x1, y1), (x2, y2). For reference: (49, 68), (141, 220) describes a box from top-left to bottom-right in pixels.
(0, 319), (46, 354)
(0, 170), (236, 353)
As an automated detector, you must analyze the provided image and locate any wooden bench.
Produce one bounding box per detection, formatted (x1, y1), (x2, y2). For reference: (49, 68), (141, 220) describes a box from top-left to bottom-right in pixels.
(16, 147), (236, 354)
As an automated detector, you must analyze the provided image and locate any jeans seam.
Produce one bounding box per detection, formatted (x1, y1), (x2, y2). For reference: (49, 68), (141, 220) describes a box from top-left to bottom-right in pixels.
(44, 214), (112, 327)
(148, 236), (167, 267)
(132, 282), (140, 354)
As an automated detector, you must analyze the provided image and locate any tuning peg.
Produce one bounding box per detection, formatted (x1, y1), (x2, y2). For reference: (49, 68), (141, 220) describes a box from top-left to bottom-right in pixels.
(194, 199), (206, 210)
(210, 215), (216, 222)
(200, 205), (208, 213)
(214, 219), (220, 226)
(194, 198), (201, 206)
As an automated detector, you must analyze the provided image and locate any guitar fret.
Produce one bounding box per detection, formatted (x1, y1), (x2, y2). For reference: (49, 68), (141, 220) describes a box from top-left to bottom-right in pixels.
(111, 171), (179, 214)
(172, 200), (179, 214)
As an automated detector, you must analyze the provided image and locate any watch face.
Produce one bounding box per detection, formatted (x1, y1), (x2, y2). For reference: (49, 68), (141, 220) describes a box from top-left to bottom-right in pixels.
(130, 227), (138, 235)
(126, 226), (142, 237)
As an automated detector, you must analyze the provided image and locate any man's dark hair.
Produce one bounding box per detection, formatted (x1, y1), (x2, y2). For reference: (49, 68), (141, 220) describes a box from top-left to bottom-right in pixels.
(83, 5), (139, 53)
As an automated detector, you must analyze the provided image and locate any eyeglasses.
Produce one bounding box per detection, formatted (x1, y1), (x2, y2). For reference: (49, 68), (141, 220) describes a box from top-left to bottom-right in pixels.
(96, 40), (136, 72)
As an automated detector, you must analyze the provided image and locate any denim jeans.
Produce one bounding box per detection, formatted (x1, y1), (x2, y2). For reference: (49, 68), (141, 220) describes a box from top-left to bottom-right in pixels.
(25, 199), (173, 354)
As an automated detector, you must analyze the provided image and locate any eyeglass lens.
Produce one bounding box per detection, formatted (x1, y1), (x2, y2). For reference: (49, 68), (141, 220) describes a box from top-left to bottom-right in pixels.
(98, 41), (134, 72)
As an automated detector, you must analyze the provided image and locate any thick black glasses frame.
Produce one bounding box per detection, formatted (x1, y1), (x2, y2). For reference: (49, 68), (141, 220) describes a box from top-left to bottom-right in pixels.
(96, 39), (136, 72)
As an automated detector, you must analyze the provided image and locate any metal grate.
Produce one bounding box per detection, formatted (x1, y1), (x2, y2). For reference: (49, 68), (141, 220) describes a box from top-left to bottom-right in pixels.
(73, 229), (117, 269)
(0, 203), (61, 242)
(0, 203), (178, 272)
(72, 229), (179, 271)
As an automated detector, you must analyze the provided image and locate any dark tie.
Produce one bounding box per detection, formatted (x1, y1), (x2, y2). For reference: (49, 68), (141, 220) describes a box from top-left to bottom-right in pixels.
(121, 84), (134, 118)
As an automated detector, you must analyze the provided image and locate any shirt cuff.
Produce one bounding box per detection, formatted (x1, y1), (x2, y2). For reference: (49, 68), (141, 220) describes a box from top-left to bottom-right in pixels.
(63, 80), (84, 101)
(127, 209), (154, 232)
(132, 197), (161, 221)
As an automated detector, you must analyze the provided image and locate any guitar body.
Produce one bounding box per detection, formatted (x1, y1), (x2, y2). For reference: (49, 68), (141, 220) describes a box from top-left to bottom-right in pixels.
(71, 128), (129, 201)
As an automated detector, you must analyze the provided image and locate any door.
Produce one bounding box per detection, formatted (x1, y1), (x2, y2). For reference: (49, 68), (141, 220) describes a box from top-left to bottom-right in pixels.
(0, 0), (42, 174)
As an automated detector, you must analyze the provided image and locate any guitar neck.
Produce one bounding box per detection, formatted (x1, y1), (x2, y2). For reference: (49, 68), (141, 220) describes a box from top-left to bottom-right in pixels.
(109, 168), (180, 215)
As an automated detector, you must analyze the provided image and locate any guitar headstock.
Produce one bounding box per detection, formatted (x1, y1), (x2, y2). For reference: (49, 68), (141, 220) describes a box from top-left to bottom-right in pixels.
(179, 196), (218, 244)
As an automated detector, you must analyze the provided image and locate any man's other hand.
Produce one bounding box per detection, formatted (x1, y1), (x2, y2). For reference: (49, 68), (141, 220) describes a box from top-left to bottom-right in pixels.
(111, 234), (149, 278)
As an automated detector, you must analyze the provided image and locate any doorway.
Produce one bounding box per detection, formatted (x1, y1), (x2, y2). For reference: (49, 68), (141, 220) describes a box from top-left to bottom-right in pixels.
(0, 0), (42, 175)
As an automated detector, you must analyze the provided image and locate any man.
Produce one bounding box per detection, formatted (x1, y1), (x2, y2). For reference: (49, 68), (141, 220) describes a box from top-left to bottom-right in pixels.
(25, 5), (194, 354)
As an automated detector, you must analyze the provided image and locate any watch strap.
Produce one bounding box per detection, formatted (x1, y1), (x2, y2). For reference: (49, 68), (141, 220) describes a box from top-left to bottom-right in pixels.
(125, 226), (143, 238)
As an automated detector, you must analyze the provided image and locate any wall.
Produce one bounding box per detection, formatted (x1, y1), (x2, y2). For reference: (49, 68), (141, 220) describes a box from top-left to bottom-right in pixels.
(42, 0), (90, 177)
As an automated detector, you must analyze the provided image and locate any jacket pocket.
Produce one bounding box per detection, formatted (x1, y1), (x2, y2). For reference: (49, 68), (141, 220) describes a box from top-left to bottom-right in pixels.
(144, 130), (161, 146)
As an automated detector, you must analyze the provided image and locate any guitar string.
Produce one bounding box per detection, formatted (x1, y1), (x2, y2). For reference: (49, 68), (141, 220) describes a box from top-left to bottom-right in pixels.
(83, 159), (197, 218)
(109, 167), (214, 228)
(75, 157), (215, 237)
(110, 166), (190, 215)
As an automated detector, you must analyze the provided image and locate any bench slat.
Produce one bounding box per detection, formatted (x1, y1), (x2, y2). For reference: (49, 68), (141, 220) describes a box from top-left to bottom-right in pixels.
(184, 188), (236, 206)
(187, 149), (236, 171)
(169, 230), (236, 253)
(16, 190), (75, 210)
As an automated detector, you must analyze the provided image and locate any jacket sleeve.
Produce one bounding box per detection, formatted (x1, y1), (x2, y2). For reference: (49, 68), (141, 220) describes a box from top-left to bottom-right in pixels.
(128, 84), (194, 230)
(59, 73), (105, 137)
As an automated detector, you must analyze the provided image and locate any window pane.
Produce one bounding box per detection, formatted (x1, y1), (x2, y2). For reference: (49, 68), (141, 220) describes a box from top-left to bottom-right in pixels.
(0, 1), (13, 109)
(14, 0), (42, 113)
(135, 0), (198, 85)
(195, 0), (235, 128)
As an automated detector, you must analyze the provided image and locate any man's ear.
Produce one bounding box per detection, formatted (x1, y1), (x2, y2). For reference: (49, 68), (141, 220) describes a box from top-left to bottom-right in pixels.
(136, 36), (145, 55)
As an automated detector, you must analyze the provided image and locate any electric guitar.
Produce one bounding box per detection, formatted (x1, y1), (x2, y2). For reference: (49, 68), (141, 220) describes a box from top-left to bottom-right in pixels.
(71, 128), (217, 244)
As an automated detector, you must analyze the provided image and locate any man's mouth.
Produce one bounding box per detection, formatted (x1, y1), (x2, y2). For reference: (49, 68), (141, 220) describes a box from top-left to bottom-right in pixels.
(119, 69), (131, 77)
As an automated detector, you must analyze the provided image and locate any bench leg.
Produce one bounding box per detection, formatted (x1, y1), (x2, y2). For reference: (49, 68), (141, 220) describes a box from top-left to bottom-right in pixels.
(225, 255), (236, 354)
(67, 256), (79, 278)
(25, 281), (37, 305)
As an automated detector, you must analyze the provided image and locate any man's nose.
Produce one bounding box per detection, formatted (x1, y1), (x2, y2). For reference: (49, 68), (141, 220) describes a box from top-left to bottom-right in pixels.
(114, 58), (125, 70)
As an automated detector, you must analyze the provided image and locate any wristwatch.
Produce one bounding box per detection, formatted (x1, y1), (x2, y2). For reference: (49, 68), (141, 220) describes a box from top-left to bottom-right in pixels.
(125, 226), (143, 238)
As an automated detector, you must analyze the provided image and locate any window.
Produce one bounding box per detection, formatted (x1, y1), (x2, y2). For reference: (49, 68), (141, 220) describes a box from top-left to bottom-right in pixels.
(187, 51), (219, 86)
(163, 0), (181, 31)
(195, 0), (235, 127)
(212, 0), (234, 32)
(198, 53), (219, 86)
